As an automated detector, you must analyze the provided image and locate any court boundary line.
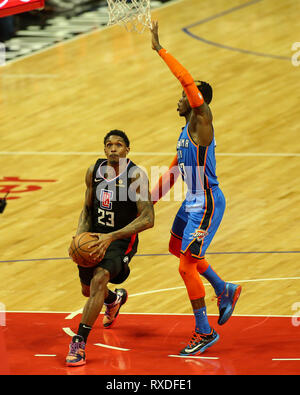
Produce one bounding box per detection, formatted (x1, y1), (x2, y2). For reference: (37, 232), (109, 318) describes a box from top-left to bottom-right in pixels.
(5, 311), (298, 319)
(1, 251), (300, 264)
(272, 358), (300, 361)
(6, 311), (299, 365)
(0, 151), (299, 157)
(127, 275), (300, 297)
(169, 354), (219, 360)
(182, 0), (291, 62)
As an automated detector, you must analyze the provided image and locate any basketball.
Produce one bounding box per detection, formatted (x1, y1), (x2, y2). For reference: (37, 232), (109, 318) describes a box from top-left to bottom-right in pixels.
(69, 232), (100, 268)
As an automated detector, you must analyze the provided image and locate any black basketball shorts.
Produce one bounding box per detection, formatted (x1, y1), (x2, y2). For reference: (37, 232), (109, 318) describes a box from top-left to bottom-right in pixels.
(78, 236), (138, 286)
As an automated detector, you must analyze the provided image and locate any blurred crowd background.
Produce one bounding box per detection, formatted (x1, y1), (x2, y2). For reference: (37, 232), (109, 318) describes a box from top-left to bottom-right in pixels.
(0, 1), (105, 42)
(0, 0), (171, 43)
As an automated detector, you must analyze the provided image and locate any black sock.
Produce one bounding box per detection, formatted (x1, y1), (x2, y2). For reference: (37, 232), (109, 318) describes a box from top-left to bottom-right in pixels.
(104, 289), (117, 305)
(77, 323), (92, 343)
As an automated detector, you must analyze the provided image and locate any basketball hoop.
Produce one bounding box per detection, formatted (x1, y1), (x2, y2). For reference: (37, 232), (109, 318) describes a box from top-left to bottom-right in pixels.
(106, 0), (152, 34)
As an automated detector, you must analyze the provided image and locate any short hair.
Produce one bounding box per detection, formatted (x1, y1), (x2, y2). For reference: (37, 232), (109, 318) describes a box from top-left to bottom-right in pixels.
(104, 129), (130, 147)
(196, 81), (213, 105)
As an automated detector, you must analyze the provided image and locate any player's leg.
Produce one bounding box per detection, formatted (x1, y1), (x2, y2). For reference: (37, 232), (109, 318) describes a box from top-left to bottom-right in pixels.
(78, 278), (126, 330)
(179, 251), (210, 333)
(66, 240), (133, 366)
(101, 238), (137, 328)
(195, 188), (241, 325)
(178, 250), (219, 355)
(81, 267), (110, 327)
(170, 200), (219, 354)
(169, 200), (187, 258)
(101, 255), (130, 329)
(77, 271), (124, 331)
(66, 266), (110, 367)
(78, 281), (128, 329)
(178, 191), (223, 354)
(79, 283), (127, 315)
(192, 187), (226, 294)
(197, 258), (226, 296)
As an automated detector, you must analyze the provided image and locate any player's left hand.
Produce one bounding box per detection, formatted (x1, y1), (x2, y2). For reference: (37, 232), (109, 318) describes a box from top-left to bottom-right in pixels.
(88, 233), (113, 261)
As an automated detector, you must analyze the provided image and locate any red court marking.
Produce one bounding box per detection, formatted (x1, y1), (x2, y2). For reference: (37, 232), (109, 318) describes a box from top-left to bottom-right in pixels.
(0, 1), (44, 18)
(1, 312), (299, 375)
(0, 177), (57, 200)
(0, 327), (10, 374)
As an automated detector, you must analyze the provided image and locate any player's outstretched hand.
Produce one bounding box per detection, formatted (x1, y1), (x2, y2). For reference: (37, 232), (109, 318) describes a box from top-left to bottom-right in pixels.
(150, 20), (162, 52)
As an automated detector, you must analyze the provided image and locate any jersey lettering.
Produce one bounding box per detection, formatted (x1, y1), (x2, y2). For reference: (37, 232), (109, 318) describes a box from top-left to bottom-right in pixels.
(98, 208), (115, 227)
(177, 124), (219, 192)
(92, 159), (139, 233)
(100, 189), (113, 210)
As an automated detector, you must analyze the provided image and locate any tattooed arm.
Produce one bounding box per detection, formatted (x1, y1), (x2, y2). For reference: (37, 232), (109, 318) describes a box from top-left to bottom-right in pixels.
(112, 202), (154, 242)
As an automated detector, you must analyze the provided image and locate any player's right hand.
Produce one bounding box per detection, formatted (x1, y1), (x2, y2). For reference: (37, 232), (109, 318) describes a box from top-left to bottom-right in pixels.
(150, 20), (162, 51)
(88, 233), (113, 262)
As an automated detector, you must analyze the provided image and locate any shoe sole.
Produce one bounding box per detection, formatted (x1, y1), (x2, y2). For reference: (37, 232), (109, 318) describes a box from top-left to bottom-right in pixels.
(179, 333), (220, 356)
(66, 359), (86, 367)
(103, 289), (128, 329)
(218, 285), (242, 325)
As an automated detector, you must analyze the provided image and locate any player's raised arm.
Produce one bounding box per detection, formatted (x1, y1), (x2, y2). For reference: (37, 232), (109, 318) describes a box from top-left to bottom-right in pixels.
(150, 21), (213, 146)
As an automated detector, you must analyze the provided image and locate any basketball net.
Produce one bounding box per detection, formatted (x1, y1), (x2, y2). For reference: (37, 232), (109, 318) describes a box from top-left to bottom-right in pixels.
(106, 0), (152, 34)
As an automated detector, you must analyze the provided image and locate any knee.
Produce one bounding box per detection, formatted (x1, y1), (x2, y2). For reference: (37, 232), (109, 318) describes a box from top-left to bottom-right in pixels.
(179, 253), (206, 299)
(178, 252), (198, 279)
(178, 264), (187, 280)
(179, 258), (193, 279)
(90, 268), (110, 294)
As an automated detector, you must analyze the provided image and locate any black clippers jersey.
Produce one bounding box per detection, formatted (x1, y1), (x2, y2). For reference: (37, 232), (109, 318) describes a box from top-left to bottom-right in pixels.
(91, 158), (139, 234)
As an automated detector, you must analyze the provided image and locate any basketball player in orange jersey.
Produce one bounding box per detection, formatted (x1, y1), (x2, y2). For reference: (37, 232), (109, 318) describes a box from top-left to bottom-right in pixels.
(65, 130), (154, 366)
(150, 21), (241, 355)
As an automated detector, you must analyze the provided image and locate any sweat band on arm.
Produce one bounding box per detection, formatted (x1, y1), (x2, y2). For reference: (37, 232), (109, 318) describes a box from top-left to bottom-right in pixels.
(158, 48), (204, 108)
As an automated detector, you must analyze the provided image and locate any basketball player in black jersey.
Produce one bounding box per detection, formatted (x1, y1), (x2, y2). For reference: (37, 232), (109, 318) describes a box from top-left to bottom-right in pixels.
(66, 130), (154, 367)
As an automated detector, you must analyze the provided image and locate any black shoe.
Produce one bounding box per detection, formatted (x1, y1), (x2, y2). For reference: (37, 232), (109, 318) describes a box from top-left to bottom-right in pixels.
(180, 329), (219, 356)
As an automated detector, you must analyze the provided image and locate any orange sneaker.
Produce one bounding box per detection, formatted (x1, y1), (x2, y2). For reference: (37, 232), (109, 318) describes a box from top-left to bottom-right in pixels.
(65, 335), (86, 366)
(103, 288), (128, 329)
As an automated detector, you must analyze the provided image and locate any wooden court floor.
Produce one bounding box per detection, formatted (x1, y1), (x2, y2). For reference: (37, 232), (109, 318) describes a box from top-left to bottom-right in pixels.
(0, 0), (299, 375)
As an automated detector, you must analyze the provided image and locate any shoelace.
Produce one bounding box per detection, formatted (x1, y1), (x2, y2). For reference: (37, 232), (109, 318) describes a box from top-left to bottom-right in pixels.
(211, 294), (222, 307)
(213, 286), (227, 307)
(69, 341), (84, 356)
(187, 331), (203, 347)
